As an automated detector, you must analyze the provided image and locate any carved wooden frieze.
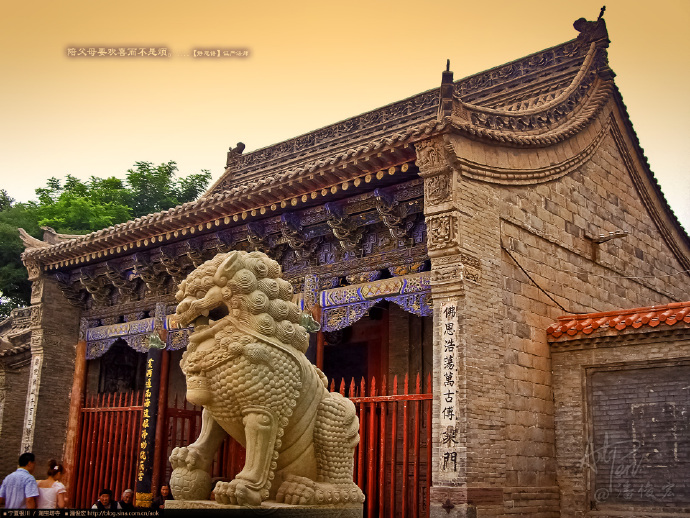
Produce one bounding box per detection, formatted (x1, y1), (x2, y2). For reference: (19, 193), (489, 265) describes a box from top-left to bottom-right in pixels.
(280, 212), (321, 260)
(158, 249), (187, 286)
(212, 231), (235, 254)
(324, 203), (364, 252)
(104, 262), (138, 301)
(374, 189), (415, 240)
(246, 221), (269, 252)
(54, 272), (86, 308)
(133, 253), (166, 294)
(78, 268), (113, 306)
(182, 241), (205, 268)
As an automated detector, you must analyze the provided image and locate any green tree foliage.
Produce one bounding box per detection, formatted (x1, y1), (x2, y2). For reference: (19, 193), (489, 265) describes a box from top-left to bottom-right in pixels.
(35, 175), (132, 233)
(0, 192), (40, 317)
(0, 163), (211, 318)
(125, 161), (211, 218)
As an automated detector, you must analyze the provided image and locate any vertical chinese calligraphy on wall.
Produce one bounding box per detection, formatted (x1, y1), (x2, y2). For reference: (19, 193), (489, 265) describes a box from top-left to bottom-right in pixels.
(439, 302), (459, 473)
(21, 354), (44, 453)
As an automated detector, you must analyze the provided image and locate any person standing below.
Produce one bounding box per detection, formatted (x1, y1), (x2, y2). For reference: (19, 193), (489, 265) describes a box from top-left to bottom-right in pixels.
(0, 452), (39, 509)
(36, 460), (67, 509)
(91, 489), (121, 510)
(151, 485), (172, 510)
(119, 489), (135, 511)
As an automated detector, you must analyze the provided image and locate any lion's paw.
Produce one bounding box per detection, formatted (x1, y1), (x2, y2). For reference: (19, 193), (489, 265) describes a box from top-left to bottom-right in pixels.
(276, 475), (316, 505)
(170, 446), (202, 470)
(276, 476), (365, 505)
(169, 447), (212, 500)
(214, 479), (264, 506)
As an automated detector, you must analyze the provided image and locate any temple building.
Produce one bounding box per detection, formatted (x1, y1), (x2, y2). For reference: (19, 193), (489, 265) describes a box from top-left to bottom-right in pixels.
(1, 12), (688, 517)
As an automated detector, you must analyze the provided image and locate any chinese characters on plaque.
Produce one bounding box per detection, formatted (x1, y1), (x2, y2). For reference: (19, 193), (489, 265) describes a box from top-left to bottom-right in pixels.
(137, 356), (155, 482)
(440, 302), (459, 472)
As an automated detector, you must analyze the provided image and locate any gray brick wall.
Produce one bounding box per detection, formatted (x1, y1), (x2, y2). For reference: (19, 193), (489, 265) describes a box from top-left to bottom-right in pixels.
(0, 363), (30, 478)
(589, 364), (690, 505)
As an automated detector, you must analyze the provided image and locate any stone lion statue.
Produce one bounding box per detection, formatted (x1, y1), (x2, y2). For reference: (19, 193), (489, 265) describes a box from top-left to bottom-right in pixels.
(169, 250), (364, 506)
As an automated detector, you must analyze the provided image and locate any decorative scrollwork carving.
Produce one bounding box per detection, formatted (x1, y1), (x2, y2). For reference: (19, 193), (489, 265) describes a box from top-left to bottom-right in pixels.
(182, 241), (205, 268)
(78, 268), (112, 306)
(30, 279), (43, 304)
(373, 189), (415, 240)
(426, 213), (459, 252)
(104, 261), (137, 300)
(425, 173), (451, 205)
(159, 248), (187, 286)
(23, 259), (42, 282)
(246, 221), (269, 253)
(325, 203), (364, 252)
(54, 272), (86, 308)
(414, 140), (445, 172)
(30, 305), (42, 328)
(133, 253), (166, 294)
(212, 232), (235, 254)
(280, 213), (321, 260)
(345, 271), (382, 285)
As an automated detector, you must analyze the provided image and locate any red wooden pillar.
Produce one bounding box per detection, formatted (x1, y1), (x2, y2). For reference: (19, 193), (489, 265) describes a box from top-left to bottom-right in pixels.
(64, 340), (87, 507)
(152, 330), (170, 493)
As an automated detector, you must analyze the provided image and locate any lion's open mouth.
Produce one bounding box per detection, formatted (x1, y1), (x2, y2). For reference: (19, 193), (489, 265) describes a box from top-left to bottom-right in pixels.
(192, 304), (229, 330)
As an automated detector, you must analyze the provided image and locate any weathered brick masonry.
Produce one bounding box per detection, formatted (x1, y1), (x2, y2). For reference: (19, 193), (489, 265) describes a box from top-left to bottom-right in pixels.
(550, 305), (690, 517)
(2, 13), (688, 518)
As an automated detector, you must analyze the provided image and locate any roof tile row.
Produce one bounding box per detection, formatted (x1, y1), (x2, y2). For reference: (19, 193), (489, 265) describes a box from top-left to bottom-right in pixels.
(547, 301), (690, 339)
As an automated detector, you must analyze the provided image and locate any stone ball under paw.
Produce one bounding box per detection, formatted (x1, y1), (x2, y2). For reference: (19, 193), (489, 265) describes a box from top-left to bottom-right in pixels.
(170, 467), (213, 501)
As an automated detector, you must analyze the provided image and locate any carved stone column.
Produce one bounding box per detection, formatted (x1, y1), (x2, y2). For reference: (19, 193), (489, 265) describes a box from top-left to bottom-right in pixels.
(417, 136), (490, 517)
(21, 259), (82, 463)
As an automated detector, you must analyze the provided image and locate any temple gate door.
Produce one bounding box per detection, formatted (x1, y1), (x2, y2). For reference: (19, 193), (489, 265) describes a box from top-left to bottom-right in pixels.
(72, 391), (143, 509)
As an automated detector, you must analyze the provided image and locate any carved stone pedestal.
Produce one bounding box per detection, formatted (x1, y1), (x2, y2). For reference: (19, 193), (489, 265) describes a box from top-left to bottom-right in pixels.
(166, 499), (363, 517)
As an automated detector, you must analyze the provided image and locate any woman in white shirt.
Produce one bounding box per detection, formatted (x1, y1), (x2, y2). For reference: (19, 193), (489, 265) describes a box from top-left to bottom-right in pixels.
(36, 460), (67, 509)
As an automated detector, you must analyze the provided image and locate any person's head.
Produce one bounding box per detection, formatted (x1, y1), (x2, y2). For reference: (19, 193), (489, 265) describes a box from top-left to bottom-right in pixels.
(18, 452), (35, 473)
(160, 485), (170, 498)
(98, 489), (113, 506)
(47, 459), (64, 479)
(121, 489), (133, 504)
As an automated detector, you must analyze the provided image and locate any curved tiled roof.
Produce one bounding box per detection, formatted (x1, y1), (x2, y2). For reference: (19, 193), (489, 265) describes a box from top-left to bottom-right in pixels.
(17, 15), (690, 276)
(547, 301), (690, 339)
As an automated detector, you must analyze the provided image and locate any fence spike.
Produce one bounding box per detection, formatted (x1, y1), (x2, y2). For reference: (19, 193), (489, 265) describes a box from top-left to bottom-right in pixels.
(415, 372), (421, 394)
(339, 378), (346, 396)
(349, 378), (356, 398)
(370, 376), (376, 397)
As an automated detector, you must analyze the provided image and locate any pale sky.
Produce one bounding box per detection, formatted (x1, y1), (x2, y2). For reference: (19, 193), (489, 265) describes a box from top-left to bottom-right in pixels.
(1, 0), (688, 230)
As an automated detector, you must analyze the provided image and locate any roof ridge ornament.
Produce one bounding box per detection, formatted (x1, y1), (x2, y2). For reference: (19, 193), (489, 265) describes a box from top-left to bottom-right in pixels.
(225, 141), (246, 168)
(573, 7), (609, 44)
(438, 59), (454, 120)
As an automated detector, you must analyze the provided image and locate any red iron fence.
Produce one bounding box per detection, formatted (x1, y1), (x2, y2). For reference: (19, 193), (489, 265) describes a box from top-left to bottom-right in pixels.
(73, 391), (143, 509)
(162, 396), (245, 483)
(73, 373), (432, 517)
(330, 373), (433, 518)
